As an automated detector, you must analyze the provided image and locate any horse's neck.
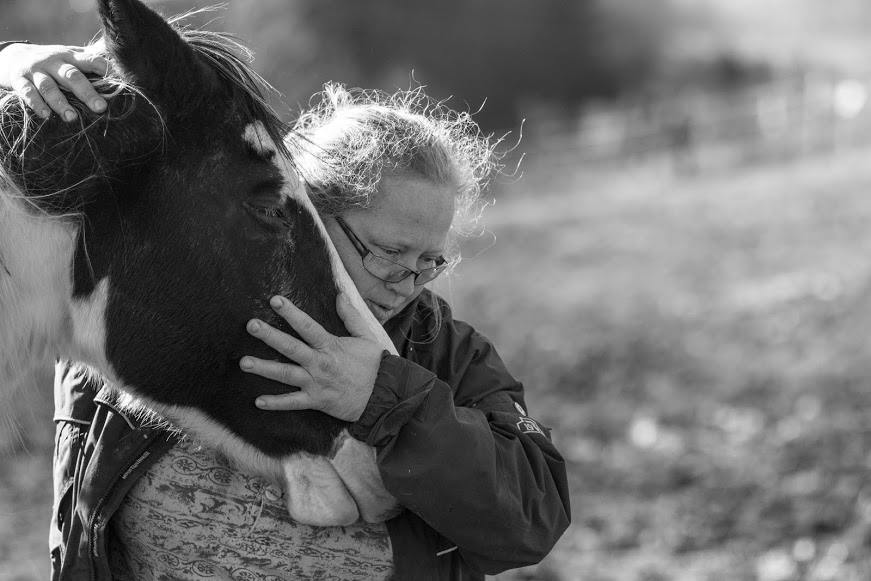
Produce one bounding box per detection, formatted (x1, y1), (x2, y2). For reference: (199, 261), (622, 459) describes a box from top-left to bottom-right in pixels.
(0, 187), (85, 386)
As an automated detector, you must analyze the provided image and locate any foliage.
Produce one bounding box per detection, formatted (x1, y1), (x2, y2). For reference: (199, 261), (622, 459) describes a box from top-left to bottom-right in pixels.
(0, 0), (673, 132)
(267, 0), (670, 130)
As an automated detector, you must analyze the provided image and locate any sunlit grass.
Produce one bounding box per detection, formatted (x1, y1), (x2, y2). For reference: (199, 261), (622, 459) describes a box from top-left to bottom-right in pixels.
(441, 148), (871, 580)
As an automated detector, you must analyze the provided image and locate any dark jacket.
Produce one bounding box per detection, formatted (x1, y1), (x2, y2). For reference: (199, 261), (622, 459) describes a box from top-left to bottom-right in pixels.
(49, 290), (571, 580)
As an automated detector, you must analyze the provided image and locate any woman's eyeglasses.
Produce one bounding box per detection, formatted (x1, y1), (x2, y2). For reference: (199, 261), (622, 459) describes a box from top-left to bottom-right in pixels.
(334, 216), (449, 285)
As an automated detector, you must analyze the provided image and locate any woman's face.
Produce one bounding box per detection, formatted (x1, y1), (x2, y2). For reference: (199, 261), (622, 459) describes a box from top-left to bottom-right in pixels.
(326, 171), (455, 323)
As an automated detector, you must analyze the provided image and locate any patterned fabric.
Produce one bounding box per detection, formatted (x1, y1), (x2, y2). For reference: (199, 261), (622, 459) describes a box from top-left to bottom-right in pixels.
(108, 437), (393, 581)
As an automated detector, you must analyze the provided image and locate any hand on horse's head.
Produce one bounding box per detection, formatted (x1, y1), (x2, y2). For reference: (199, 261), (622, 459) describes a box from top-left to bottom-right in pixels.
(240, 293), (384, 422)
(0, 43), (109, 121)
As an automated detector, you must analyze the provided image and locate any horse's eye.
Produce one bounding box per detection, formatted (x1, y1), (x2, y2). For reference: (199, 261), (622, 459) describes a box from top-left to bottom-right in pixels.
(250, 205), (285, 219)
(244, 199), (290, 230)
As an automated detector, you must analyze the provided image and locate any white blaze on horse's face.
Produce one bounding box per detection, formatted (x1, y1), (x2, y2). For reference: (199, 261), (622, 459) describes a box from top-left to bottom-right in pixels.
(236, 122), (399, 525)
(243, 122), (397, 352)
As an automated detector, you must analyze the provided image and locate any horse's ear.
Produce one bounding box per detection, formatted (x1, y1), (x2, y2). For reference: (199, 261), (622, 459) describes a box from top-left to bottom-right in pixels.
(97, 0), (215, 111)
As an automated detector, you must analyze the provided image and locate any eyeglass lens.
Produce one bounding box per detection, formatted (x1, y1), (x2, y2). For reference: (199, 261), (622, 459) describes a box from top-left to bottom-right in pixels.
(364, 254), (444, 285)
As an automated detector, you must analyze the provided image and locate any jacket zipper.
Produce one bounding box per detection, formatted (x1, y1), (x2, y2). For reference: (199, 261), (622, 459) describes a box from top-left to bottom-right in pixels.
(86, 433), (155, 580)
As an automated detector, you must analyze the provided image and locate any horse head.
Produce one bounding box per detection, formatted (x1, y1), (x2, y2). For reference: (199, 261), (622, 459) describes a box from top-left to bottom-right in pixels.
(0, 0), (397, 525)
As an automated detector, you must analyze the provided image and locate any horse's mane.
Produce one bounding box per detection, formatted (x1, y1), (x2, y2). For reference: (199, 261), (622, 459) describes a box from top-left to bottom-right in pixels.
(180, 27), (290, 157)
(0, 23), (290, 214)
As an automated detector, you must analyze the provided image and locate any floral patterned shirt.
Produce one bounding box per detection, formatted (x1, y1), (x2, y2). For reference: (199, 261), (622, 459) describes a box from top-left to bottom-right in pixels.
(107, 437), (393, 580)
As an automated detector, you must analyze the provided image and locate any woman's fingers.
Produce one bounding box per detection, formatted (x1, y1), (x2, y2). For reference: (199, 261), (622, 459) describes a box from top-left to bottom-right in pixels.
(244, 294), (382, 420)
(9, 77), (50, 119)
(70, 51), (110, 113)
(57, 62), (106, 113)
(71, 49), (111, 77)
(5, 45), (109, 118)
(246, 319), (314, 365)
(270, 296), (331, 349)
(239, 356), (313, 390)
(255, 390), (317, 411)
(31, 71), (76, 120)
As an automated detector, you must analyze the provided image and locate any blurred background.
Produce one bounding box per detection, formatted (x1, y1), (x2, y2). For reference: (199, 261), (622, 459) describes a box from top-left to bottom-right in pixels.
(4, 1), (871, 580)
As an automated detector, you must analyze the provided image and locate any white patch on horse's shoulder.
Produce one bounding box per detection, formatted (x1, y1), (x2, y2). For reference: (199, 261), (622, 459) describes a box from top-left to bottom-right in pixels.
(0, 188), (79, 386)
(242, 121), (277, 157)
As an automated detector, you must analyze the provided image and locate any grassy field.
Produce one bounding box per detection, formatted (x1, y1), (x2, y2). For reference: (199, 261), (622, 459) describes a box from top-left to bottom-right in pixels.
(5, 147), (871, 580)
(451, 148), (871, 581)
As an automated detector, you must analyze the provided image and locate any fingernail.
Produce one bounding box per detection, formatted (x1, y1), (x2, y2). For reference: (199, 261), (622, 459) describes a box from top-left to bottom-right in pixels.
(270, 296), (283, 309)
(63, 110), (77, 122)
(247, 320), (261, 333)
(240, 357), (254, 370)
(37, 109), (50, 119)
(255, 398), (268, 408)
(92, 99), (106, 112)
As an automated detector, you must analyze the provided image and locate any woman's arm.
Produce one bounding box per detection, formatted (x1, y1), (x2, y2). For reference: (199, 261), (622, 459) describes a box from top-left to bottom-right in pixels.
(242, 294), (571, 574)
(0, 42), (109, 119)
(351, 322), (571, 574)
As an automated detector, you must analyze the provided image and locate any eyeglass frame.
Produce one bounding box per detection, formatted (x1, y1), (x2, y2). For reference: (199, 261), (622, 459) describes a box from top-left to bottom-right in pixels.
(333, 216), (450, 286)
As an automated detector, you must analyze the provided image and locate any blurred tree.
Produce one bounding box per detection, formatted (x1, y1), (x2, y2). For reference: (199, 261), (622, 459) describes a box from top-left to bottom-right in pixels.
(0, 0), (94, 44)
(223, 0), (671, 131)
(1, 0), (672, 131)
(277, 0), (671, 131)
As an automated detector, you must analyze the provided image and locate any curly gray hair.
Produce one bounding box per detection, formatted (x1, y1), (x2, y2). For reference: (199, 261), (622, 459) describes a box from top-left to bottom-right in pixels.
(286, 83), (502, 260)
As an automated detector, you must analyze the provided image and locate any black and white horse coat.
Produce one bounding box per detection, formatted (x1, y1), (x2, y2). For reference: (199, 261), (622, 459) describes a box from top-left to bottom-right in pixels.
(0, 0), (397, 526)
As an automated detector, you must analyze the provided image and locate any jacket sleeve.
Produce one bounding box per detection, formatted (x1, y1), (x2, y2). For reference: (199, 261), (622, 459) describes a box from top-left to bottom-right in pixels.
(349, 314), (571, 574)
(50, 360), (102, 577)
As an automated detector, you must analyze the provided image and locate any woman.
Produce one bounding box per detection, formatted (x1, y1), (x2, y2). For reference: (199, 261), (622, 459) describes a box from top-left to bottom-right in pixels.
(1, 42), (570, 581)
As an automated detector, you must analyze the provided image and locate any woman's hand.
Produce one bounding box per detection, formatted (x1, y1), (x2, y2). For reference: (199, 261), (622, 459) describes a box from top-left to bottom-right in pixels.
(240, 293), (386, 422)
(0, 43), (110, 120)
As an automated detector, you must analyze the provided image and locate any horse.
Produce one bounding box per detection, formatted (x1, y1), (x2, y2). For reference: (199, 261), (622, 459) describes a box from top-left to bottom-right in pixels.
(0, 0), (398, 526)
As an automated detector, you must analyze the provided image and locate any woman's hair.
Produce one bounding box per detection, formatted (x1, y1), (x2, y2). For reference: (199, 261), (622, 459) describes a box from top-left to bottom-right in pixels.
(287, 83), (502, 261)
